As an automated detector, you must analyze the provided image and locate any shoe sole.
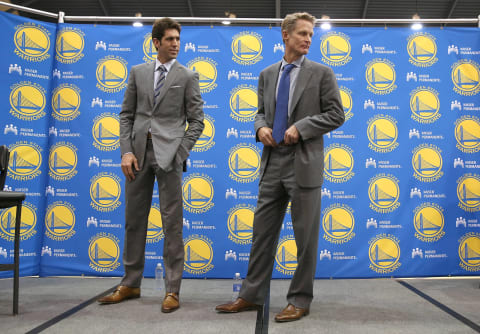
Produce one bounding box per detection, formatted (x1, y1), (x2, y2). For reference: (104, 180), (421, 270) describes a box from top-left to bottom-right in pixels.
(215, 306), (261, 313)
(161, 306), (179, 313)
(97, 294), (140, 305)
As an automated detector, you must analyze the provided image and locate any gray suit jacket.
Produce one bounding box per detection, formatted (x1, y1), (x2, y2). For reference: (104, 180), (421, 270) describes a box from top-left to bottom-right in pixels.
(254, 58), (345, 188)
(120, 60), (204, 171)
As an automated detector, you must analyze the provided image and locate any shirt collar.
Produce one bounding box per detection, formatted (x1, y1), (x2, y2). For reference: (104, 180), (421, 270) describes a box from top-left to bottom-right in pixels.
(155, 58), (176, 72)
(280, 55), (304, 70)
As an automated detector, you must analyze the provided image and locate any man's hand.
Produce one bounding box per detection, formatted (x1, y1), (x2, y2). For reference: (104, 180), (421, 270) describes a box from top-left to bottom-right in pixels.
(284, 125), (300, 145)
(257, 127), (277, 147)
(121, 153), (139, 181)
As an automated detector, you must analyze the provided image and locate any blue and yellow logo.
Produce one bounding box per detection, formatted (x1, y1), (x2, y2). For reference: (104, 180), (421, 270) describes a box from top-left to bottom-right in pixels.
(324, 144), (354, 183)
(147, 203), (164, 244)
(45, 201), (76, 241)
(229, 84), (258, 122)
(455, 115), (480, 153)
(413, 203), (445, 242)
(96, 56), (128, 93)
(457, 173), (480, 212)
(142, 33), (156, 62)
(320, 32), (352, 67)
(368, 234), (401, 274)
(187, 57), (218, 93)
(368, 174), (400, 213)
(409, 87), (440, 124)
(9, 81), (46, 121)
(451, 60), (480, 96)
(275, 235), (297, 276)
(89, 172), (122, 212)
(182, 173), (214, 214)
(184, 234), (214, 275)
(0, 201), (37, 242)
(458, 232), (480, 272)
(51, 83), (81, 122)
(407, 33), (438, 67)
(48, 142), (78, 181)
(339, 86), (353, 121)
(322, 204), (355, 244)
(412, 144), (443, 182)
(367, 114), (399, 153)
(227, 204), (255, 245)
(13, 22), (51, 62)
(55, 27), (84, 64)
(88, 232), (120, 272)
(365, 59), (397, 94)
(228, 143), (261, 183)
(192, 114), (215, 152)
(92, 112), (120, 152)
(231, 31), (263, 65)
(8, 141), (42, 181)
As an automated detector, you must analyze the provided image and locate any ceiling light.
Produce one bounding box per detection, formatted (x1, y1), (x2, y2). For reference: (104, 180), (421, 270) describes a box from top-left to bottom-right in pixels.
(411, 13), (423, 30)
(133, 12), (143, 27)
(320, 15), (331, 30)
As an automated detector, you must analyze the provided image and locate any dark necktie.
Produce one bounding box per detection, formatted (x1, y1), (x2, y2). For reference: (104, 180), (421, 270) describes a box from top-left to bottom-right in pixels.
(154, 65), (167, 104)
(272, 63), (295, 144)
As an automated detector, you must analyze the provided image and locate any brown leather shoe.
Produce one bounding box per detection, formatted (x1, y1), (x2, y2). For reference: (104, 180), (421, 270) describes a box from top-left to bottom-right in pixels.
(97, 286), (140, 304)
(161, 293), (180, 313)
(274, 304), (309, 322)
(215, 298), (261, 313)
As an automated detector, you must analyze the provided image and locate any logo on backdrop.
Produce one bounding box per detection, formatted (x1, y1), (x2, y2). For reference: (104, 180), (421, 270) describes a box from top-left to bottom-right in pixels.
(412, 144), (443, 182)
(456, 173), (480, 212)
(55, 27), (85, 64)
(187, 57), (218, 93)
(0, 201), (37, 241)
(365, 59), (397, 94)
(413, 203), (445, 242)
(322, 204), (355, 244)
(184, 234), (214, 275)
(142, 33), (156, 62)
(48, 142), (78, 181)
(88, 232), (120, 272)
(339, 86), (353, 121)
(324, 144), (354, 183)
(92, 112), (120, 152)
(13, 22), (51, 62)
(147, 203), (164, 244)
(229, 84), (258, 122)
(227, 204), (255, 245)
(8, 141), (42, 181)
(368, 234), (401, 273)
(228, 143), (261, 183)
(231, 31), (263, 65)
(51, 83), (81, 121)
(9, 81), (46, 121)
(45, 201), (76, 241)
(458, 232), (480, 272)
(367, 114), (399, 153)
(89, 172), (122, 212)
(96, 56), (128, 93)
(455, 115), (480, 153)
(409, 87), (441, 123)
(275, 235), (297, 276)
(192, 114), (215, 152)
(407, 32), (438, 67)
(451, 60), (480, 96)
(182, 173), (214, 213)
(368, 174), (400, 213)
(320, 32), (352, 67)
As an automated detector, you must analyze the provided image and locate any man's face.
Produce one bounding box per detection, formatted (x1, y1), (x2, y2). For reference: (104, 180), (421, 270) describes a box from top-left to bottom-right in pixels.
(154, 28), (180, 62)
(283, 19), (314, 56)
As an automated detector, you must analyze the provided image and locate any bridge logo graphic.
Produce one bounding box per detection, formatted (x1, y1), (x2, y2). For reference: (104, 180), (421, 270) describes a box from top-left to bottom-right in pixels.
(0, 201), (37, 242)
(409, 87), (440, 124)
(142, 33), (156, 62)
(192, 114), (215, 152)
(368, 234), (401, 273)
(458, 233), (480, 272)
(413, 203), (445, 242)
(454, 116), (480, 153)
(324, 144), (354, 183)
(227, 204), (255, 245)
(45, 201), (76, 241)
(9, 82), (46, 121)
(51, 83), (81, 121)
(367, 115), (399, 153)
(146, 203), (164, 244)
(187, 57), (218, 93)
(412, 144), (443, 182)
(96, 56), (128, 93)
(182, 173), (214, 214)
(368, 174), (400, 213)
(275, 236), (297, 276)
(55, 28), (85, 64)
(456, 174), (480, 212)
(8, 142), (42, 181)
(229, 84), (258, 122)
(322, 204), (355, 244)
(339, 86), (353, 121)
(320, 32), (352, 67)
(13, 23), (51, 62)
(231, 31), (263, 65)
(89, 172), (121, 212)
(184, 234), (214, 275)
(228, 143), (261, 183)
(48, 142), (78, 181)
(365, 59), (397, 94)
(407, 33), (438, 67)
(88, 233), (120, 272)
(92, 113), (120, 152)
(451, 60), (480, 96)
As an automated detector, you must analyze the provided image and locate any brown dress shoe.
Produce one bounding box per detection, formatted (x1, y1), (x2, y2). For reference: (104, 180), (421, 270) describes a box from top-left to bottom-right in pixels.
(215, 298), (261, 313)
(97, 286), (140, 304)
(161, 293), (180, 313)
(274, 304), (309, 322)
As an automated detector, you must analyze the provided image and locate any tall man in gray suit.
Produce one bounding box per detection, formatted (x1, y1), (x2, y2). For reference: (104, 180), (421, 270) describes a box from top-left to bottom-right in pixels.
(216, 12), (344, 322)
(98, 18), (204, 313)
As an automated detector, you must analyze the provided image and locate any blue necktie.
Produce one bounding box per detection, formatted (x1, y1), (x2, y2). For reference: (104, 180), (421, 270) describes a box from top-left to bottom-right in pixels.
(272, 63), (295, 144)
(154, 65), (167, 104)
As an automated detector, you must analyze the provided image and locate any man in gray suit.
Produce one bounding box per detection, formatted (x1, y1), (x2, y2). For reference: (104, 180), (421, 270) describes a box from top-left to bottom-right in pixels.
(98, 18), (204, 313)
(216, 12), (344, 322)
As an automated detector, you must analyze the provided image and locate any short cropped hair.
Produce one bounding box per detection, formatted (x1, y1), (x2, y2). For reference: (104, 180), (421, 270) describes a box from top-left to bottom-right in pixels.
(152, 18), (181, 42)
(281, 12), (315, 35)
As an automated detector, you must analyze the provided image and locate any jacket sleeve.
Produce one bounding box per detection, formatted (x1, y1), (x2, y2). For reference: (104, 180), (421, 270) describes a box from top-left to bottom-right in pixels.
(119, 67), (137, 156)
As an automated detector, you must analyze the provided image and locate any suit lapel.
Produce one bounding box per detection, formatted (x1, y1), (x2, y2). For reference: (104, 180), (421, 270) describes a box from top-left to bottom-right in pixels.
(155, 60), (180, 106)
(289, 58), (313, 118)
(146, 61), (155, 109)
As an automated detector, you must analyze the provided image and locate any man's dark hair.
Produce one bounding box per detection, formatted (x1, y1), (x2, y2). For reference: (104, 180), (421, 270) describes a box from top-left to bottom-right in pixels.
(152, 18), (181, 42)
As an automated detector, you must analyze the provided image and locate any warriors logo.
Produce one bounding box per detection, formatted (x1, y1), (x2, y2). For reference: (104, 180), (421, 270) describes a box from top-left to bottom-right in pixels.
(339, 86), (353, 121)
(320, 32), (352, 67)
(92, 112), (120, 152)
(231, 31), (263, 65)
(48, 142), (78, 181)
(368, 234), (401, 274)
(184, 234), (214, 275)
(13, 22), (51, 62)
(227, 204), (255, 245)
(322, 204), (355, 244)
(457, 173), (480, 212)
(89, 172), (122, 212)
(9, 81), (46, 121)
(229, 84), (258, 122)
(455, 116), (480, 153)
(45, 201), (76, 241)
(55, 27), (85, 64)
(142, 33), (156, 62)
(458, 232), (480, 272)
(413, 203), (445, 242)
(409, 87), (440, 124)
(407, 33), (438, 67)
(324, 144), (354, 183)
(0, 201), (37, 241)
(365, 59), (397, 94)
(228, 143), (261, 183)
(8, 141), (42, 181)
(367, 114), (399, 153)
(192, 114), (215, 152)
(182, 173), (214, 213)
(187, 57), (218, 93)
(275, 235), (297, 276)
(51, 83), (81, 122)
(88, 232), (120, 272)
(451, 60), (480, 96)
(368, 174), (400, 213)
(146, 203), (164, 244)
(96, 56), (128, 93)
(412, 144), (443, 182)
